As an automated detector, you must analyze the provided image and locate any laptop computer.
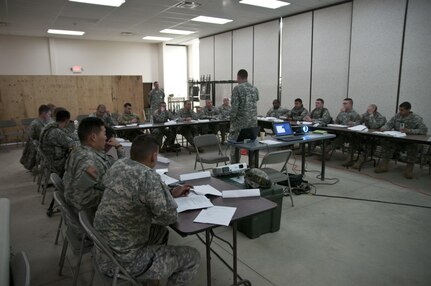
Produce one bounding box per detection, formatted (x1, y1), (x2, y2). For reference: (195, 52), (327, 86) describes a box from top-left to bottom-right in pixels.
(228, 127), (260, 144)
(273, 122), (304, 142)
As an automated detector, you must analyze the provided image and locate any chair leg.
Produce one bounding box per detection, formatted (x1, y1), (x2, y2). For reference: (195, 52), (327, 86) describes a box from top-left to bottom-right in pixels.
(72, 234), (87, 286)
(200, 161), (205, 171)
(54, 217), (63, 245)
(58, 237), (69, 275)
(41, 172), (50, 204)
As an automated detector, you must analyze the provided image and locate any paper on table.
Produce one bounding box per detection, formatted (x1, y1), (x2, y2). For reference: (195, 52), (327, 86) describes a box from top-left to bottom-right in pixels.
(348, 125), (368, 132)
(222, 189), (260, 198)
(126, 123), (138, 127)
(175, 193), (213, 213)
(193, 206), (237, 226)
(327, 124), (348, 128)
(155, 168), (168, 175)
(229, 175), (245, 184)
(157, 156), (170, 164)
(164, 121), (177, 125)
(139, 124), (152, 128)
(159, 173), (178, 186)
(259, 139), (282, 145)
(372, 131), (406, 137)
(113, 125), (126, 128)
(193, 185), (222, 196)
(121, 142), (132, 147)
(299, 121), (313, 125)
(179, 171), (211, 181)
(197, 119), (210, 123)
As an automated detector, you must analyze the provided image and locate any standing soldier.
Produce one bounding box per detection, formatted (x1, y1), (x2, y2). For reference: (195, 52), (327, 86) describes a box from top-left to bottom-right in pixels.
(149, 81), (165, 115)
(375, 101), (427, 179)
(230, 69), (259, 163)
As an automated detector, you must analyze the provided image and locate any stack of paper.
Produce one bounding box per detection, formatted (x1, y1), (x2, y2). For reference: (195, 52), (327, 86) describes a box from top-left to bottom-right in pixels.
(222, 189), (260, 198)
(175, 193), (213, 213)
(126, 123), (138, 127)
(193, 185), (222, 196)
(139, 124), (152, 128)
(327, 124), (348, 128)
(348, 125), (368, 132)
(179, 171), (211, 181)
(194, 206), (237, 226)
(259, 139), (282, 145)
(164, 121), (177, 125)
(372, 131), (406, 137)
(113, 125), (126, 128)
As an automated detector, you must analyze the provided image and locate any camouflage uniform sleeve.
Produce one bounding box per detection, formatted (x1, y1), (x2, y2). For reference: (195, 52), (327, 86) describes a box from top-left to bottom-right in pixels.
(367, 113), (387, 129)
(382, 116), (395, 131)
(105, 115), (115, 128)
(28, 122), (40, 140)
(299, 108), (309, 121)
(351, 111), (362, 126)
(139, 171), (177, 225)
(191, 110), (198, 120)
(266, 108), (273, 117)
(335, 112), (342, 124)
(321, 109), (332, 124)
(409, 116), (428, 135)
(52, 129), (78, 149)
(153, 110), (163, 123)
(175, 109), (185, 122)
(231, 87), (239, 120)
(116, 147), (126, 159)
(117, 114), (126, 125)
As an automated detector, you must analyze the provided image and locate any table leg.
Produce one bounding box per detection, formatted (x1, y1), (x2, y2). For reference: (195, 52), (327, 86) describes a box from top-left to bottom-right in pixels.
(206, 230), (211, 286)
(301, 143), (306, 175)
(321, 140), (326, 181)
(233, 222), (238, 285)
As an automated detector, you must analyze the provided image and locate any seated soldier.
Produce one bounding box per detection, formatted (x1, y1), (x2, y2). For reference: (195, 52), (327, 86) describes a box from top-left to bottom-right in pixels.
(304, 98), (332, 126)
(217, 97), (231, 144)
(199, 100), (220, 135)
(176, 100), (199, 151)
(118, 102), (140, 125)
(39, 110), (80, 176)
(288, 98), (309, 121)
(52, 107), (80, 141)
(93, 134), (200, 285)
(266, 99), (289, 118)
(375, 101), (428, 179)
(89, 104), (115, 128)
(63, 117), (124, 214)
(152, 101), (176, 151)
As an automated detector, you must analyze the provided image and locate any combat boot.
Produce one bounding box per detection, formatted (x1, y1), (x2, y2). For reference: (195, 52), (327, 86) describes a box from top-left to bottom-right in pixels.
(352, 156), (365, 169)
(403, 163), (414, 179)
(374, 159), (389, 173)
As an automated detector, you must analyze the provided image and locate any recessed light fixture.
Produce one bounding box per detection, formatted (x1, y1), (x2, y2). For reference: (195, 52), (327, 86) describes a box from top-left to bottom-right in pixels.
(142, 36), (173, 41)
(47, 29), (85, 36)
(69, 0), (126, 7)
(239, 0), (290, 9)
(160, 29), (195, 35)
(191, 16), (233, 25)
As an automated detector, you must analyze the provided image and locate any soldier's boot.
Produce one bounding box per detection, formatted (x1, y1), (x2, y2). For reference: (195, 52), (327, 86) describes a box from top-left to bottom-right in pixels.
(374, 159), (390, 173)
(342, 154), (355, 167)
(403, 163), (414, 179)
(352, 156), (365, 169)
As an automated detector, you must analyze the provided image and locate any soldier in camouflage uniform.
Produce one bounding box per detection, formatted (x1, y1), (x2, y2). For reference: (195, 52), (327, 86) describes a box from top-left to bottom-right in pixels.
(20, 105), (52, 171)
(89, 104), (116, 128)
(352, 104), (387, 169)
(304, 98), (332, 125)
(288, 98), (309, 121)
(52, 107), (80, 141)
(375, 101), (428, 179)
(217, 97), (231, 144)
(176, 100), (199, 150)
(93, 135), (200, 285)
(266, 99), (289, 118)
(149, 81), (165, 115)
(230, 69), (259, 163)
(63, 117), (124, 215)
(152, 101), (176, 151)
(39, 110), (80, 176)
(118, 102), (140, 125)
(199, 100), (220, 135)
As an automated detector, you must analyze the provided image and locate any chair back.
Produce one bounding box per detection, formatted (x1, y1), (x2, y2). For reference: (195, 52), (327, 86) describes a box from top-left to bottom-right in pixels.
(194, 134), (221, 150)
(10, 251), (30, 286)
(78, 211), (140, 286)
(0, 119), (17, 128)
(50, 173), (64, 193)
(76, 115), (88, 122)
(53, 191), (80, 230)
(259, 149), (292, 173)
(20, 118), (35, 127)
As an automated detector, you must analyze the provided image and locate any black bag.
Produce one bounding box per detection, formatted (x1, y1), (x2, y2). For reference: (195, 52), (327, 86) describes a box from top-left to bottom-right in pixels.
(277, 173), (304, 187)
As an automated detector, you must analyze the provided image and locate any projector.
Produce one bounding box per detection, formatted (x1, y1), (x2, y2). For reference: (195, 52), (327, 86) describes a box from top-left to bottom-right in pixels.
(212, 163), (248, 177)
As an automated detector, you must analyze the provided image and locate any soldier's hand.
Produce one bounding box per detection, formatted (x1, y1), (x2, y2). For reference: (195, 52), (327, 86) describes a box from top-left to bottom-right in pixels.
(86, 166), (98, 179)
(171, 184), (192, 198)
(304, 115), (311, 122)
(106, 137), (119, 147)
(131, 118), (138, 123)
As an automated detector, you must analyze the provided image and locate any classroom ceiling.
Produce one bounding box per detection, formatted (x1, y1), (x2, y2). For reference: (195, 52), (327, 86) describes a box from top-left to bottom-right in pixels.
(0, 0), (347, 44)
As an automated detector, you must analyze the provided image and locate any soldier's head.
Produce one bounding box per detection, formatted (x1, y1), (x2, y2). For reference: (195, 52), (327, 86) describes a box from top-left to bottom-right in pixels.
(237, 69), (248, 83)
(38, 105), (51, 121)
(294, 98), (303, 109)
(53, 107), (66, 118)
(399, 101), (411, 117)
(56, 110), (71, 128)
(315, 98), (324, 109)
(96, 104), (107, 117)
(367, 104), (377, 114)
(205, 100), (213, 109)
(78, 117), (106, 151)
(159, 101), (167, 111)
(154, 81), (159, 89)
(124, 103), (132, 114)
(184, 100), (192, 110)
(272, 99), (280, 110)
(131, 134), (159, 168)
(47, 103), (56, 113)
(223, 97), (230, 106)
(343, 98), (353, 111)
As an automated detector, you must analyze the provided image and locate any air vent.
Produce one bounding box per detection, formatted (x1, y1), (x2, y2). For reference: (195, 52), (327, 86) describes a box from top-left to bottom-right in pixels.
(174, 1), (201, 9)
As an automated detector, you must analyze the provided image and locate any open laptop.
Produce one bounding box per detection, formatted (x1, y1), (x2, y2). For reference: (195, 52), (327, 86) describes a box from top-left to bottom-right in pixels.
(273, 122), (304, 142)
(228, 127), (259, 144)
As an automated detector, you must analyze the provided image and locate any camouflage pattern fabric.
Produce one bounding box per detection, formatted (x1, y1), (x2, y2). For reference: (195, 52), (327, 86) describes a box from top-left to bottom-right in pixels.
(28, 118), (48, 140)
(245, 168), (272, 189)
(118, 113), (140, 125)
(217, 105), (231, 120)
(289, 107), (309, 121)
(335, 110), (362, 126)
(89, 112), (116, 128)
(176, 108), (198, 146)
(93, 158), (200, 284)
(64, 121), (79, 141)
(361, 112), (387, 129)
(309, 108), (332, 125)
(152, 109), (176, 148)
(202, 106), (219, 119)
(149, 89), (165, 114)
(20, 118), (48, 170)
(266, 107), (289, 118)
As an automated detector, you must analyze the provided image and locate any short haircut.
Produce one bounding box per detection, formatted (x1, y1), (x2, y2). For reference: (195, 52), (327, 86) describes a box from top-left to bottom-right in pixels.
(154, 81), (158, 85)
(316, 98), (324, 104)
(295, 98), (303, 104)
(160, 101), (166, 105)
(124, 102), (132, 108)
(38, 105), (50, 115)
(344, 98), (353, 104)
(184, 100), (191, 105)
(370, 104), (377, 111)
(399, 101), (411, 110)
(55, 110), (71, 123)
(237, 69), (248, 79)
(53, 107), (66, 118)
(130, 134), (159, 162)
(273, 99), (280, 104)
(96, 104), (106, 110)
(78, 117), (105, 143)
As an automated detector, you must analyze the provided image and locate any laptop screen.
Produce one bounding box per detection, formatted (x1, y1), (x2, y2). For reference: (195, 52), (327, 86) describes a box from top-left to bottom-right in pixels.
(273, 122), (294, 137)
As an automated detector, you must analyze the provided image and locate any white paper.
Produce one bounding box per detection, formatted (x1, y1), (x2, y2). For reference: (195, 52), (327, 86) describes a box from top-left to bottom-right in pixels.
(222, 189), (260, 198)
(197, 119), (210, 123)
(229, 176), (245, 184)
(159, 173), (178, 186)
(327, 124), (348, 128)
(116, 138), (127, 142)
(348, 125), (368, 132)
(139, 124), (152, 128)
(155, 168), (168, 175)
(121, 142), (132, 147)
(193, 185), (222, 196)
(259, 139), (282, 145)
(175, 193), (214, 213)
(157, 156), (170, 164)
(113, 125), (126, 128)
(299, 121), (313, 125)
(126, 123), (138, 127)
(180, 171), (211, 181)
(164, 121), (177, 125)
(193, 206), (237, 226)
(372, 131), (406, 137)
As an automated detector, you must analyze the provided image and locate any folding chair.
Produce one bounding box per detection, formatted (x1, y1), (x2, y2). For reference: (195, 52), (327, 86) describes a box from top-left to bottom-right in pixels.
(10, 251), (30, 286)
(0, 119), (22, 147)
(193, 134), (229, 171)
(51, 173), (65, 245)
(53, 191), (93, 286)
(259, 149), (294, 206)
(36, 146), (55, 205)
(76, 115), (88, 123)
(78, 211), (141, 286)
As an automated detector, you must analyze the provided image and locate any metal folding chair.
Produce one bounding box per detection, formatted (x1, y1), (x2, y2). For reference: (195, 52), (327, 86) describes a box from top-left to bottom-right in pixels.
(193, 134), (229, 171)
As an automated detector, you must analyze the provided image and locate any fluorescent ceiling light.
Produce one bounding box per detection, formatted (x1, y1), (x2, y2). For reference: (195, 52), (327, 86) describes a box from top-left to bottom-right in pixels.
(47, 29), (85, 36)
(239, 0), (290, 9)
(191, 16), (232, 25)
(160, 29), (195, 35)
(142, 36), (172, 41)
(69, 0), (125, 7)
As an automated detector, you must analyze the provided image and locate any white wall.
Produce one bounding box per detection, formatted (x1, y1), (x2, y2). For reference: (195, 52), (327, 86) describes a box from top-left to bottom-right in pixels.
(214, 32), (233, 105)
(232, 27), (254, 83)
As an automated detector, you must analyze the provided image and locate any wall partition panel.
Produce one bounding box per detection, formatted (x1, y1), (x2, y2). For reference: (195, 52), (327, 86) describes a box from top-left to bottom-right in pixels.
(232, 27), (254, 84)
(348, 0), (406, 120)
(281, 13), (312, 110)
(399, 0), (431, 129)
(199, 36), (215, 80)
(253, 20), (280, 115)
(214, 32), (233, 105)
(312, 3), (352, 118)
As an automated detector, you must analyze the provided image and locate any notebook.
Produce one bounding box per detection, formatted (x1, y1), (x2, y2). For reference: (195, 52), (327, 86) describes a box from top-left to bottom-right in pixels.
(228, 127), (260, 144)
(272, 122), (304, 142)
